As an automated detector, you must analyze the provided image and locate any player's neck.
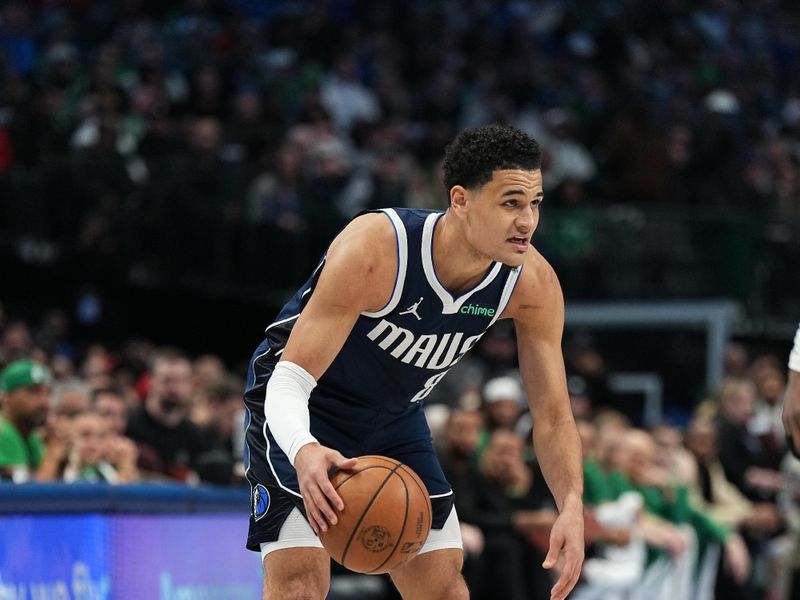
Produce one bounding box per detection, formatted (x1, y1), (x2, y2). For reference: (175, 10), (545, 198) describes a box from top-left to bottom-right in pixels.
(432, 212), (494, 296)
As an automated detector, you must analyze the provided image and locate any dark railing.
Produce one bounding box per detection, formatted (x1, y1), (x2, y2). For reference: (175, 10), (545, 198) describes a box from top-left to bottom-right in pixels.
(3, 163), (799, 320)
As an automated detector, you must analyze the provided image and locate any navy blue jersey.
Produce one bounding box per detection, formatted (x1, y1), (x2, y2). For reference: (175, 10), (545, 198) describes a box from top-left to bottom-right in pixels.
(263, 208), (522, 414)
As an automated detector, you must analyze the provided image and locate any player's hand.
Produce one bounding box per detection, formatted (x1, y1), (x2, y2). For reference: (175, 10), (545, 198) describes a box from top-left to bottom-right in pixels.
(294, 443), (357, 534)
(783, 370), (800, 458)
(542, 498), (584, 600)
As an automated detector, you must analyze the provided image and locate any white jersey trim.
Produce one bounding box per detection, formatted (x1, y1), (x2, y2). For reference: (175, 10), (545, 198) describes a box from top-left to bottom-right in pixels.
(263, 406), (303, 498)
(429, 490), (454, 498)
(488, 264), (523, 327)
(362, 208), (408, 318)
(421, 212), (503, 314)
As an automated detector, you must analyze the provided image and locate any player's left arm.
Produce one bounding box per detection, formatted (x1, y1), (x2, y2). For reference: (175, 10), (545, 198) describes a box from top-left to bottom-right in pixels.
(504, 251), (584, 600)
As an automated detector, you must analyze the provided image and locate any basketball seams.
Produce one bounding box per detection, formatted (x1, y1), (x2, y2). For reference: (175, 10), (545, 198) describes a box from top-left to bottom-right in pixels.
(340, 463), (402, 567)
(397, 464), (433, 534)
(333, 465), (393, 490)
(367, 472), (410, 574)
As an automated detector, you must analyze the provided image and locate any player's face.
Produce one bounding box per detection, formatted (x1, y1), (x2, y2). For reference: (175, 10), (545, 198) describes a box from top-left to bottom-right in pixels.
(463, 169), (543, 267)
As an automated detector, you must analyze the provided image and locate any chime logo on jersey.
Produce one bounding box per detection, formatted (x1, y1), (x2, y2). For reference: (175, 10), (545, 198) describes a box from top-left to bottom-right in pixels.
(459, 303), (496, 317)
(253, 484), (270, 521)
(366, 319), (482, 370)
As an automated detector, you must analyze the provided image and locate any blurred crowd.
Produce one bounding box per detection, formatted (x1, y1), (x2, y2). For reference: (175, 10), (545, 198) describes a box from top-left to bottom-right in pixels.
(0, 304), (246, 486)
(432, 353), (800, 599)
(2, 301), (799, 599)
(3, 1), (800, 598)
(1, 0), (799, 295)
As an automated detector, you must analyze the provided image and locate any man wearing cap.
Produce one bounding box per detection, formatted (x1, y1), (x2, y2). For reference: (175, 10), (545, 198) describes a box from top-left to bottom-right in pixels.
(483, 375), (526, 430)
(0, 359), (52, 482)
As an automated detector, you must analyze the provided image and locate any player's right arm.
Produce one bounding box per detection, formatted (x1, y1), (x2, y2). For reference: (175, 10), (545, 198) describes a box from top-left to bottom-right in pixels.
(265, 212), (397, 533)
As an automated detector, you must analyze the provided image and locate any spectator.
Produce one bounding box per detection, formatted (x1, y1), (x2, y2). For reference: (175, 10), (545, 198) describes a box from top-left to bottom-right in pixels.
(437, 408), (486, 590)
(687, 413), (787, 598)
(80, 345), (115, 391)
(686, 416), (779, 533)
(777, 453), (800, 599)
(611, 429), (750, 600)
(92, 386), (129, 436)
(567, 376), (594, 422)
(319, 53), (381, 133)
(480, 375), (527, 446)
(574, 418), (644, 600)
(565, 337), (617, 415)
(125, 349), (212, 482)
(0, 359), (52, 482)
(715, 378), (783, 501)
(439, 408), (483, 479)
(193, 377), (245, 484)
(453, 430), (558, 600)
(748, 358), (788, 465)
(650, 423), (696, 485)
(63, 410), (139, 484)
(51, 378), (91, 419)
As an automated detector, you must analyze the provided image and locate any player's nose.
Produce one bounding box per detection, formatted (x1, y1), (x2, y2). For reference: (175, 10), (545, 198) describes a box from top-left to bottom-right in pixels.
(515, 207), (535, 232)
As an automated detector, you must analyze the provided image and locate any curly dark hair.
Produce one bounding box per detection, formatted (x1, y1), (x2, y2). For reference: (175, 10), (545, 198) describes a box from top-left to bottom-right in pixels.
(442, 124), (542, 192)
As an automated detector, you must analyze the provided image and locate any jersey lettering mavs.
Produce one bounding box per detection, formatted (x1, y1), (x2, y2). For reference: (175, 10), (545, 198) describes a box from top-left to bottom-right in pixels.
(262, 208), (521, 411)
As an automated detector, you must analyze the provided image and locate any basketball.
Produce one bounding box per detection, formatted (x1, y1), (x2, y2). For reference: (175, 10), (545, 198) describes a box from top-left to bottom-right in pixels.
(319, 455), (432, 574)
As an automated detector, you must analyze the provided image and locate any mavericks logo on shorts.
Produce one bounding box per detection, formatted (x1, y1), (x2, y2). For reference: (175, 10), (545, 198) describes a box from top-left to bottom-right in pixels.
(253, 484), (270, 521)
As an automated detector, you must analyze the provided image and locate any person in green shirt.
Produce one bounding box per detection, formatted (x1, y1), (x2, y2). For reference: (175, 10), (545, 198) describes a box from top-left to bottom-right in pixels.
(611, 429), (751, 597)
(0, 359), (52, 482)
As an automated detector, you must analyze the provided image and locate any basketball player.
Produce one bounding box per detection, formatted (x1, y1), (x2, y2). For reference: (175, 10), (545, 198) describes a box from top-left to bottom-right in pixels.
(784, 323), (800, 457)
(243, 125), (584, 600)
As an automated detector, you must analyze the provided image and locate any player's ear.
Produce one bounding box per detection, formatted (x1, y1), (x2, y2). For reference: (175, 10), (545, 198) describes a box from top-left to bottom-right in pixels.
(450, 185), (468, 212)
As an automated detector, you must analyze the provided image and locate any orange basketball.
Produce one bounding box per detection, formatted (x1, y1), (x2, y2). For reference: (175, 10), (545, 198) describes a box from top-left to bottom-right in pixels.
(319, 455), (432, 574)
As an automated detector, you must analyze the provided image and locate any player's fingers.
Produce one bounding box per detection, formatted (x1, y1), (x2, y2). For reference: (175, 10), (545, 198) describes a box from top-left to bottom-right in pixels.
(319, 476), (345, 512)
(550, 564), (575, 599)
(302, 483), (331, 533)
(302, 497), (321, 534)
(551, 552), (582, 600)
(308, 483), (338, 528)
(542, 532), (563, 569)
(335, 455), (358, 471)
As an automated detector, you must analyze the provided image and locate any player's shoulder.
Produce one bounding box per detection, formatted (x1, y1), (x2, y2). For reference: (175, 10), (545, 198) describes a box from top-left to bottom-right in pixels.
(333, 211), (395, 247)
(321, 212), (399, 303)
(502, 247), (563, 319)
(327, 211), (396, 263)
(518, 246), (561, 293)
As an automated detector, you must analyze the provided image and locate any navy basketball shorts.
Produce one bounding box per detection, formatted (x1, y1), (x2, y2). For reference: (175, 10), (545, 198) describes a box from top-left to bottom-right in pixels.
(243, 343), (456, 553)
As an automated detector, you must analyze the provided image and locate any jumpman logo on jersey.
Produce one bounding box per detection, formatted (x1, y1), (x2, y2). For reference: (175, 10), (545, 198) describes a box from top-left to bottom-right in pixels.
(399, 297), (424, 321)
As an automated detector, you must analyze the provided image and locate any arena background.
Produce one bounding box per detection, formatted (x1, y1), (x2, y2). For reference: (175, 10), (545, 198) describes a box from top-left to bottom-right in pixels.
(1, 1), (799, 599)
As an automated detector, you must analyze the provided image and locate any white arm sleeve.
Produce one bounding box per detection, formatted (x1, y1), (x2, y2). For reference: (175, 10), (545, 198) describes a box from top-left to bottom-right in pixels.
(790, 323), (800, 373)
(264, 360), (320, 466)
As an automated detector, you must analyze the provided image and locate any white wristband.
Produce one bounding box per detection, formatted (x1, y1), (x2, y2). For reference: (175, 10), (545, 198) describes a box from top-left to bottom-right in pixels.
(790, 323), (800, 373)
(265, 361), (319, 466)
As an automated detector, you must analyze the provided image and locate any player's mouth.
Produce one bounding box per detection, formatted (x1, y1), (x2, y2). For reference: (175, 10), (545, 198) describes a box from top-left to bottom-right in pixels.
(507, 236), (530, 251)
